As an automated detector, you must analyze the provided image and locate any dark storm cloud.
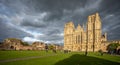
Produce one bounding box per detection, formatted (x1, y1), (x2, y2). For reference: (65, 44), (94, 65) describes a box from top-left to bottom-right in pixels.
(99, 0), (120, 40)
(20, 18), (47, 28)
(0, 0), (120, 43)
(0, 21), (31, 41)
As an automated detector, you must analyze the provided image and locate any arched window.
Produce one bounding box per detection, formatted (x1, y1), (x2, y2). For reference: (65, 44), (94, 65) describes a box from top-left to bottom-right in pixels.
(78, 35), (80, 43)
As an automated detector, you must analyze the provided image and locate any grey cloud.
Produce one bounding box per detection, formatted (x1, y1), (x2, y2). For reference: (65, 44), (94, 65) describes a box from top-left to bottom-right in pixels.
(36, 34), (63, 43)
(0, 21), (31, 41)
(0, 0), (120, 44)
(20, 19), (47, 28)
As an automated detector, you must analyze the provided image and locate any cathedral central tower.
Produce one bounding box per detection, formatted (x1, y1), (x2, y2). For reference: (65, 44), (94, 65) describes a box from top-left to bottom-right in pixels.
(87, 13), (102, 52)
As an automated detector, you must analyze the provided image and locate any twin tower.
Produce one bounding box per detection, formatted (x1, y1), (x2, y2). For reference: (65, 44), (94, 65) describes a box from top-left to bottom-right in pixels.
(64, 13), (107, 52)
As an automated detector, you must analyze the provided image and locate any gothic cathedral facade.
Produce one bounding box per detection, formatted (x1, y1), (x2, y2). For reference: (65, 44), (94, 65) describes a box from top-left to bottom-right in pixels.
(64, 13), (107, 52)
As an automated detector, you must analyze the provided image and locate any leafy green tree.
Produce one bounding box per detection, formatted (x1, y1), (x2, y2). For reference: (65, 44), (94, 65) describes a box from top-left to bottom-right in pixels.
(98, 49), (103, 56)
(48, 45), (55, 50)
(22, 42), (30, 46)
(107, 43), (120, 54)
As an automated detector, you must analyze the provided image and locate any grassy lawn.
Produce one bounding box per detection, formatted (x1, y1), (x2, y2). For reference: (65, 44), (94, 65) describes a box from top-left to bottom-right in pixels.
(0, 51), (120, 65)
(0, 50), (58, 60)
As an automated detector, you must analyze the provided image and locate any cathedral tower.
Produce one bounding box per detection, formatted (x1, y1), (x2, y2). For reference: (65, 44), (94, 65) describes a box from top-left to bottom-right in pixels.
(87, 15), (94, 51)
(64, 22), (75, 50)
(94, 13), (102, 51)
(87, 13), (102, 52)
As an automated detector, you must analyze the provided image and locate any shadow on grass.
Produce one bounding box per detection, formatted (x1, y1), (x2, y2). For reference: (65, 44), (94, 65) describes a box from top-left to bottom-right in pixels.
(54, 54), (120, 65)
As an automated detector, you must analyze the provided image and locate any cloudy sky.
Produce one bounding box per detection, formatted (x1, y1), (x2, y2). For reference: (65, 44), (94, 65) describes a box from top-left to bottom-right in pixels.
(0, 0), (120, 44)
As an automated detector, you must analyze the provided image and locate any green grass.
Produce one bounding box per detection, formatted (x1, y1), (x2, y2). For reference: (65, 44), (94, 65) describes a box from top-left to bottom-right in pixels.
(0, 51), (120, 65)
(0, 50), (58, 60)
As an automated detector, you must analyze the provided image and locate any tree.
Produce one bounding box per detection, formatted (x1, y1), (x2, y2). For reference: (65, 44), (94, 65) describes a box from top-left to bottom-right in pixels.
(85, 41), (88, 56)
(98, 49), (103, 56)
(22, 42), (29, 46)
(107, 43), (120, 54)
(48, 45), (55, 50)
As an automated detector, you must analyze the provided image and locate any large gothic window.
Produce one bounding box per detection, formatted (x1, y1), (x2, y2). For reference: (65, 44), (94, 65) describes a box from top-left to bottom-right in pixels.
(76, 36), (77, 44)
(78, 35), (80, 43)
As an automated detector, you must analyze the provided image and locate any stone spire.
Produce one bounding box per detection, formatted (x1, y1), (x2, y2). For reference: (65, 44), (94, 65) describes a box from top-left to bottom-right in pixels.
(95, 12), (101, 21)
(68, 21), (75, 28)
(77, 24), (81, 30)
(88, 16), (91, 23)
(82, 23), (85, 30)
(105, 32), (107, 41)
(95, 12), (99, 17)
(65, 21), (75, 28)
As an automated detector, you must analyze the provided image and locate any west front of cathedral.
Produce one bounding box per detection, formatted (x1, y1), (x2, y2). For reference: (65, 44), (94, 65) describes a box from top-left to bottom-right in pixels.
(64, 13), (107, 52)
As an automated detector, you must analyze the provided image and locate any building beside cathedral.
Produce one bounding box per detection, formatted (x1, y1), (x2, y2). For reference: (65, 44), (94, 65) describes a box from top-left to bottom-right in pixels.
(64, 13), (107, 52)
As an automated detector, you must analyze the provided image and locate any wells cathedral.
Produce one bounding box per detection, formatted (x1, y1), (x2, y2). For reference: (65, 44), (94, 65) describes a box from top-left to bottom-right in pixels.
(64, 13), (107, 52)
